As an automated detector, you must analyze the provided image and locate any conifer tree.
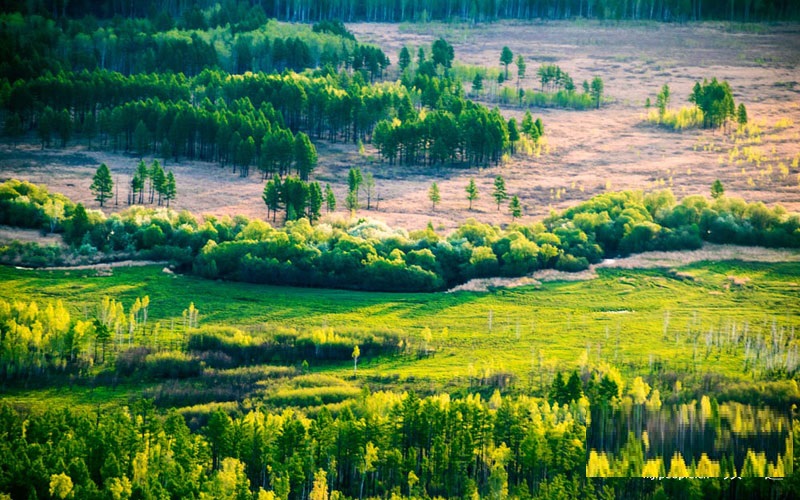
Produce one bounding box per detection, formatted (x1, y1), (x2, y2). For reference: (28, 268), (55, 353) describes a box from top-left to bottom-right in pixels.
(429, 182), (441, 210)
(492, 176), (508, 210)
(466, 178), (479, 211)
(91, 163), (113, 207)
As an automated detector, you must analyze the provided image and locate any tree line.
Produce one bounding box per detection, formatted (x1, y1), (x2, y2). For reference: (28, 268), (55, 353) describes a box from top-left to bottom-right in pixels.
(4, 0), (798, 25)
(0, 10), (388, 82)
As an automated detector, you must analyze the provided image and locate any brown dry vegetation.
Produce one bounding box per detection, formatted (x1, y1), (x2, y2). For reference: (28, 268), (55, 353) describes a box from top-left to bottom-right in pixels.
(1, 21), (799, 231)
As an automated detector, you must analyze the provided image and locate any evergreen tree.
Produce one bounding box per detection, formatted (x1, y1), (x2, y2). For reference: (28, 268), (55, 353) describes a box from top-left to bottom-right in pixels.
(737, 103), (748, 126)
(500, 46), (514, 79)
(346, 189), (359, 213)
(431, 38), (454, 71)
(465, 178), (479, 211)
(308, 181), (323, 223)
(515, 55), (526, 89)
(472, 72), (484, 95)
(133, 160), (149, 204)
(263, 175), (282, 222)
(90, 163), (113, 207)
(509, 195), (522, 220)
(325, 183), (336, 213)
(294, 132), (317, 181)
(591, 76), (604, 109)
(398, 46), (411, 73)
(163, 171), (177, 207)
(150, 160), (165, 205)
(507, 118), (520, 154)
(492, 176), (508, 211)
(429, 182), (441, 210)
(711, 179), (724, 199)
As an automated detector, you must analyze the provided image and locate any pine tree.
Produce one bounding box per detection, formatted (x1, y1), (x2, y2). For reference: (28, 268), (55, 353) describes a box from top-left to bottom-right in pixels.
(91, 163), (114, 207)
(472, 72), (484, 95)
(500, 46), (513, 79)
(163, 171), (176, 208)
(509, 195), (522, 220)
(308, 181), (323, 223)
(711, 179), (724, 199)
(515, 55), (526, 89)
(591, 76), (604, 109)
(398, 46), (411, 73)
(429, 182), (441, 210)
(263, 175), (282, 222)
(325, 183), (336, 213)
(492, 176), (508, 210)
(294, 132), (317, 181)
(737, 103), (748, 126)
(150, 160), (166, 205)
(465, 178), (479, 211)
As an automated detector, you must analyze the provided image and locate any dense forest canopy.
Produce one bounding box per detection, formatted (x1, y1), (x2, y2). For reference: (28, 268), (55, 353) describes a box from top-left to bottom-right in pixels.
(3, 0), (798, 22)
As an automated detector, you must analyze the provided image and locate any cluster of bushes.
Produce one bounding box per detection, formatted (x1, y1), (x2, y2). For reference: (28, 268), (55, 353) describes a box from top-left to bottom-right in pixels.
(186, 325), (401, 365)
(3, 180), (799, 291)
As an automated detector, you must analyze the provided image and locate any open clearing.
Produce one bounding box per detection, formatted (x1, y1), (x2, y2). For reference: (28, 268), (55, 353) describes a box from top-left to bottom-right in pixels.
(1, 21), (799, 231)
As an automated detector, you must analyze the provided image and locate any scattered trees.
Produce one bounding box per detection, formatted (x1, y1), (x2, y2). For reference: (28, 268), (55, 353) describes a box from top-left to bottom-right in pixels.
(509, 195), (522, 220)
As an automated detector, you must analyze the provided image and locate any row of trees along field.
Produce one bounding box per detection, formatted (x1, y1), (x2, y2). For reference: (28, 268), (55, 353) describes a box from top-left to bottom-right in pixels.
(3, 0), (798, 24)
(2, 179), (799, 291)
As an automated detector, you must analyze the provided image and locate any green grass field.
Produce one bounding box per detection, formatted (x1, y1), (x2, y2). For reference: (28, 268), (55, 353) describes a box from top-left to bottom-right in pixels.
(2, 260), (798, 390)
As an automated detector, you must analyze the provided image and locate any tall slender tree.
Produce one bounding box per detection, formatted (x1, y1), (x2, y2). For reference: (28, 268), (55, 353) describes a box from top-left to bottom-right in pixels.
(493, 176), (508, 210)
(500, 46), (514, 79)
(91, 163), (114, 207)
(466, 178), (479, 211)
(429, 182), (441, 210)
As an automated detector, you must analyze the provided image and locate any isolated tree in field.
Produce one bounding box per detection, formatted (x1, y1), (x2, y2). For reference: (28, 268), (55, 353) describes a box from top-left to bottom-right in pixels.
(308, 181), (323, 223)
(364, 172), (375, 209)
(711, 179), (724, 199)
(500, 46), (513, 80)
(737, 103), (748, 126)
(472, 72), (483, 95)
(466, 178), (479, 211)
(492, 176), (508, 210)
(163, 171), (176, 207)
(590, 77), (604, 109)
(656, 84), (670, 116)
(294, 132), (317, 180)
(352, 345), (360, 376)
(91, 163), (113, 207)
(515, 55), (526, 89)
(429, 182), (441, 210)
(263, 175), (282, 221)
(398, 46), (411, 73)
(509, 195), (522, 220)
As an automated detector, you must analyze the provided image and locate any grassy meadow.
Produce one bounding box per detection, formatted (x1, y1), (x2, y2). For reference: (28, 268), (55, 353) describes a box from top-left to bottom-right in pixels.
(2, 258), (798, 411)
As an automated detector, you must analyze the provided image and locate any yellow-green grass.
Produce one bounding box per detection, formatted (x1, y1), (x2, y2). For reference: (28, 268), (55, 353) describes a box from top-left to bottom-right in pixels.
(1, 261), (798, 393)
